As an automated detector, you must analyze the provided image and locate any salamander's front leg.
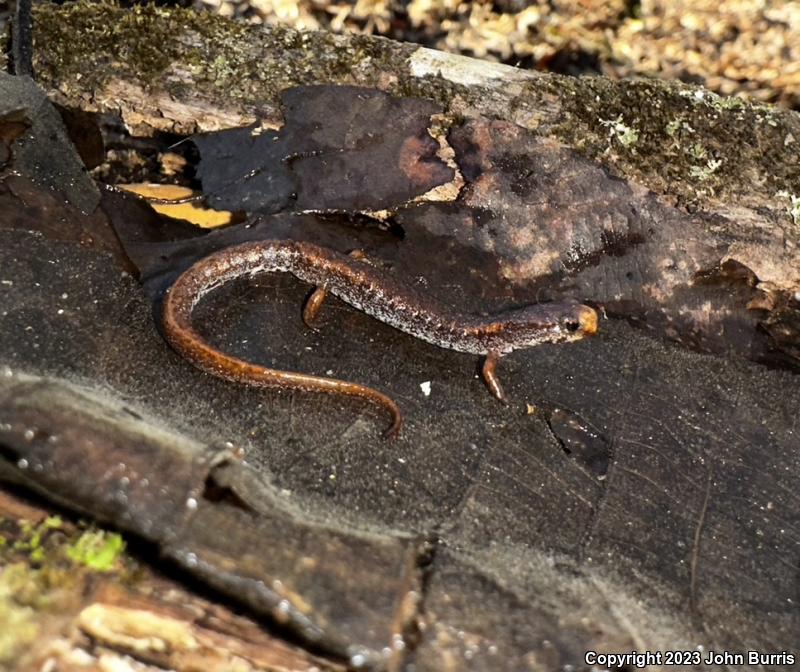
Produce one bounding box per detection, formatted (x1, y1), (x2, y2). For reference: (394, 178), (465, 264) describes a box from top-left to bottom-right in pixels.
(481, 350), (508, 403)
(302, 250), (368, 329)
(302, 286), (328, 328)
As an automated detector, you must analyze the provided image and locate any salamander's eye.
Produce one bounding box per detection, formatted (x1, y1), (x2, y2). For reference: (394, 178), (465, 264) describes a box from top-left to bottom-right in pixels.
(564, 318), (580, 332)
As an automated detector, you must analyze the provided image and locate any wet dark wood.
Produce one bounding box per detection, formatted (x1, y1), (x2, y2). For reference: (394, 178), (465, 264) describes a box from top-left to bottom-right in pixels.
(1, 16), (799, 672)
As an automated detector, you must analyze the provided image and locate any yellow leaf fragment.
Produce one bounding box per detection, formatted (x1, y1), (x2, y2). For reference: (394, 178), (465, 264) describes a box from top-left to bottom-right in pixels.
(119, 183), (233, 229)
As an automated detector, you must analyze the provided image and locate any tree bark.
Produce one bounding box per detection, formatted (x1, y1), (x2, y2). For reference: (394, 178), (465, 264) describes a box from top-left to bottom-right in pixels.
(2, 4), (800, 671)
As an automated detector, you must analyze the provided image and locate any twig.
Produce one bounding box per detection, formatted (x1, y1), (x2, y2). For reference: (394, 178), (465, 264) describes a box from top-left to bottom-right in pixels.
(689, 466), (713, 625)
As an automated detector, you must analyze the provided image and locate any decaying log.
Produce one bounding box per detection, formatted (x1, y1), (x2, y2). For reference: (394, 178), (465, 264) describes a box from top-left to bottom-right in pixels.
(1, 4), (799, 672)
(0, 488), (347, 671)
(4, 1), (799, 368)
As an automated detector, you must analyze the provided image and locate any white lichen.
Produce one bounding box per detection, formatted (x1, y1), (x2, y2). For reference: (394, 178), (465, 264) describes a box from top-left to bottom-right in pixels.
(689, 158), (722, 181)
(688, 143), (708, 160)
(776, 190), (800, 226)
(599, 115), (640, 148)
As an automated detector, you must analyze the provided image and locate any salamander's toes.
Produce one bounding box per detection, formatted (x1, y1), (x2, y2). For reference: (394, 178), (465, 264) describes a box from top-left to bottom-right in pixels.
(302, 286), (328, 328)
(481, 351), (508, 403)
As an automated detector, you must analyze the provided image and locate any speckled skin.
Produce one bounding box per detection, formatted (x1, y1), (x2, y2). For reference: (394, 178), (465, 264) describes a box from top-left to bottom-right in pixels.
(162, 240), (598, 437)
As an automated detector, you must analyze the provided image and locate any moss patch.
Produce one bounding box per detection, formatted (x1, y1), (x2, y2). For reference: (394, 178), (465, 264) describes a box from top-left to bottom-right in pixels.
(1, 514), (127, 573)
(18, 2), (800, 218)
(543, 75), (800, 208)
(30, 2), (420, 109)
(11, 515), (63, 564)
(66, 530), (125, 572)
(0, 513), (132, 664)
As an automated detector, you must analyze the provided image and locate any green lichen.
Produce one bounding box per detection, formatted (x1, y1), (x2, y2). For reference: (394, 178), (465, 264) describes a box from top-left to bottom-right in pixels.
(600, 115), (640, 148)
(706, 91), (746, 111)
(687, 143), (707, 161)
(689, 157), (722, 182)
(665, 118), (696, 140)
(65, 530), (125, 572)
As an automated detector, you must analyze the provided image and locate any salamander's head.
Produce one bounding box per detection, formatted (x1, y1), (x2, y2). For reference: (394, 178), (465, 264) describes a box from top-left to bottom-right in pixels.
(497, 302), (598, 351)
(561, 303), (598, 338)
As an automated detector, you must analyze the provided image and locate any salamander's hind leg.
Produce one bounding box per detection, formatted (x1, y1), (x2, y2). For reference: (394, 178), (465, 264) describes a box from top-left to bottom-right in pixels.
(481, 350), (508, 403)
(302, 286), (328, 328)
